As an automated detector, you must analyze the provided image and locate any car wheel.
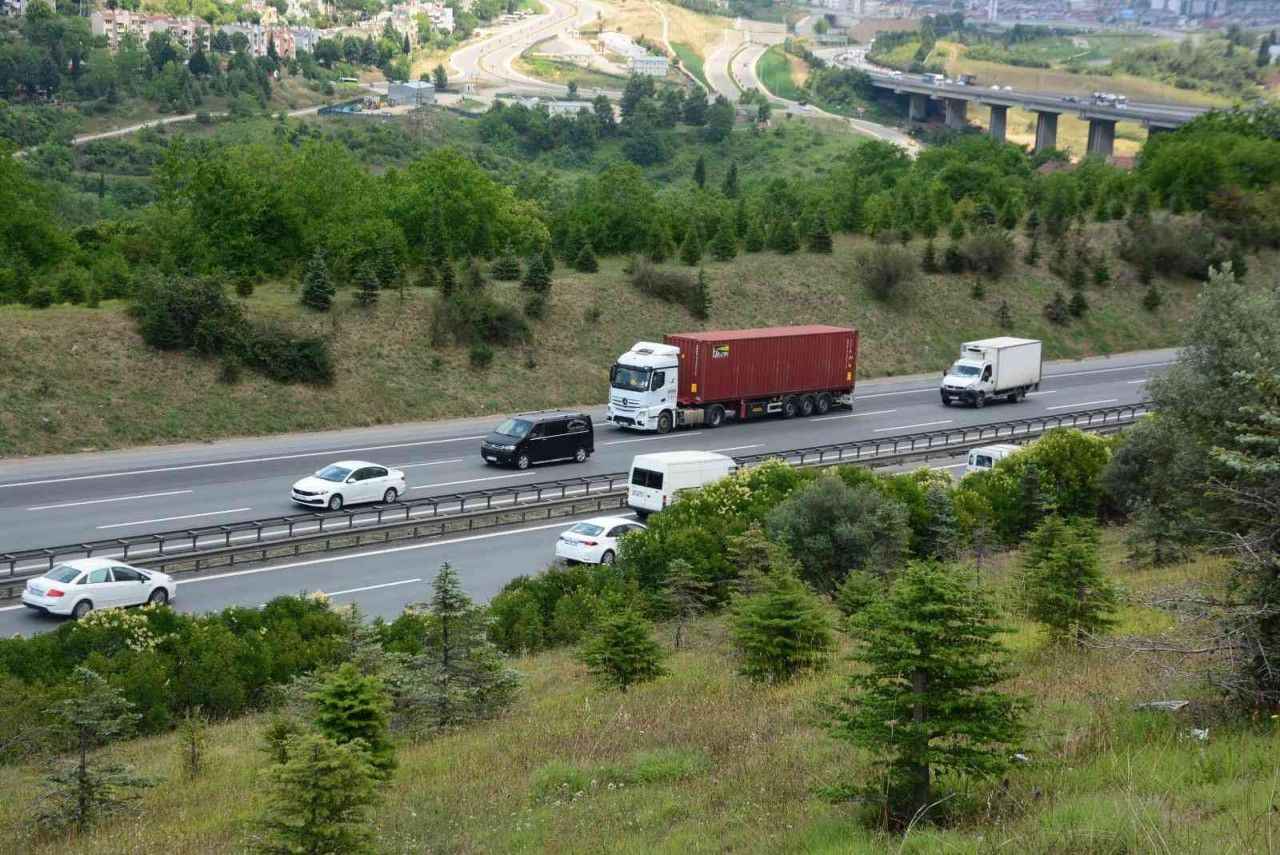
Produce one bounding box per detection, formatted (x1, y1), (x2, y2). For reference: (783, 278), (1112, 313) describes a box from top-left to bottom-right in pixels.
(974, 392), (986, 409)
(815, 394), (832, 415)
(941, 394), (952, 407)
(782, 397), (799, 418)
(72, 600), (93, 621)
(516, 454), (530, 470)
(148, 588), (169, 606)
(706, 404), (726, 428)
(656, 412), (673, 434)
(600, 550), (616, 566)
(800, 396), (816, 417)
(574, 446), (588, 463)
(383, 487), (399, 504)
(328, 494), (344, 511)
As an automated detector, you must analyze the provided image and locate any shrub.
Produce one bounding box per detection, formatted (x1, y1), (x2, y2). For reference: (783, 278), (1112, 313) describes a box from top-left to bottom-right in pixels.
(490, 246), (522, 280)
(574, 242), (599, 273)
(1119, 217), (1226, 281)
(921, 240), (938, 273)
(241, 326), (335, 385)
(523, 292), (548, 320)
(25, 286), (53, 308)
(1142, 285), (1163, 311)
(855, 244), (919, 302)
(961, 228), (1016, 277)
(234, 278), (255, 298)
(1044, 291), (1070, 324)
(433, 290), (530, 347)
(469, 341), (494, 368)
(731, 559), (834, 683)
(488, 562), (625, 654)
(629, 259), (700, 314)
(1068, 290), (1089, 317)
(943, 242), (966, 273)
(132, 275), (243, 353)
(579, 608), (667, 692)
(521, 253), (551, 293)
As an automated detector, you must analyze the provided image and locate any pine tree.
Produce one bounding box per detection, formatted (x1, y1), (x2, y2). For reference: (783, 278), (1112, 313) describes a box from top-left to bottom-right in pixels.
(808, 213), (834, 254)
(734, 197), (749, 237)
(1067, 262), (1087, 292)
(540, 243), (556, 276)
(579, 607), (667, 692)
(1044, 291), (1070, 324)
(997, 299), (1013, 330)
(375, 244), (401, 290)
(439, 259), (457, 297)
(921, 484), (959, 561)
(465, 258), (487, 291)
(405, 564), (520, 730)
(490, 244), (522, 281)
(921, 239), (939, 273)
(646, 222), (673, 263)
(999, 198), (1019, 230)
(710, 217), (737, 261)
(1023, 235), (1041, 266)
(943, 242), (965, 273)
(663, 558), (713, 649)
(722, 160), (739, 198)
(256, 732), (378, 855)
(1142, 284), (1162, 311)
(301, 249), (335, 311)
(35, 667), (153, 834)
(692, 155), (706, 188)
(309, 663), (396, 779)
(353, 261), (380, 307)
(562, 225), (586, 265)
(1020, 516), (1119, 646)
(521, 252), (551, 293)
(949, 218), (967, 240)
(679, 225), (703, 266)
(833, 563), (1026, 822)
(1068, 290), (1089, 318)
(692, 267), (711, 320)
(970, 279), (986, 300)
(731, 558), (835, 683)
(1024, 208), (1041, 236)
(1093, 257), (1111, 287)
(835, 571), (882, 621)
(574, 242), (599, 273)
(771, 218), (800, 255)
(417, 261), (436, 289)
(744, 217), (766, 253)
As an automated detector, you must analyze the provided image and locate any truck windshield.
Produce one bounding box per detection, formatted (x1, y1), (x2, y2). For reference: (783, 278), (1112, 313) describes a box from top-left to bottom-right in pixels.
(611, 364), (651, 393)
(949, 363), (981, 377)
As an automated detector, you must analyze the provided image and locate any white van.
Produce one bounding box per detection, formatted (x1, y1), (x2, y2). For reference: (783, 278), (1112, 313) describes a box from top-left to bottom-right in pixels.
(627, 451), (735, 517)
(965, 444), (1022, 475)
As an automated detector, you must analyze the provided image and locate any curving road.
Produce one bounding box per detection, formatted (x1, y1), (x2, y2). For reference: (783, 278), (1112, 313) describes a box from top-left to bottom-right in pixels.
(0, 350), (1170, 636)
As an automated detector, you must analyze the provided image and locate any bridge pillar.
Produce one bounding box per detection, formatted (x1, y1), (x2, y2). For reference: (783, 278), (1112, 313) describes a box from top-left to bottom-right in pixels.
(944, 97), (968, 130)
(1033, 110), (1059, 153)
(988, 104), (1008, 142)
(1086, 117), (1117, 158)
(908, 93), (928, 122)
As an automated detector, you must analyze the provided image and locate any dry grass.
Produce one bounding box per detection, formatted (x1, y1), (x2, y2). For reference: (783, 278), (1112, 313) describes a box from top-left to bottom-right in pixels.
(0, 537), (1276, 854)
(1, 234), (1260, 457)
(604, 0), (727, 58)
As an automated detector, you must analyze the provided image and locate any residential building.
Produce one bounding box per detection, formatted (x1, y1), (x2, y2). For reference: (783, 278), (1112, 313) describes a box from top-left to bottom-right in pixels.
(600, 30), (649, 60)
(388, 79), (435, 106)
(91, 10), (210, 52)
(546, 99), (593, 115)
(1, 0), (27, 17)
(291, 26), (324, 54)
(630, 54), (669, 76)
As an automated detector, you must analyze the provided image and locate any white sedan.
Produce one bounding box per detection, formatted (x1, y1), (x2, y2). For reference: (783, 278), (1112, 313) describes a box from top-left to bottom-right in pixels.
(22, 558), (177, 620)
(291, 460), (407, 511)
(555, 516), (647, 565)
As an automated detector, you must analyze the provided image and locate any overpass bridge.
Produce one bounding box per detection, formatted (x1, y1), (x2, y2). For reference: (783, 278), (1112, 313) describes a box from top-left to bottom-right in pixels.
(866, 71), (1211, 157)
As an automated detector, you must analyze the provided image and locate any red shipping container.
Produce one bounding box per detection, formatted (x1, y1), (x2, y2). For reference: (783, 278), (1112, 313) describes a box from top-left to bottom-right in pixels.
(666, 325), (858, 407)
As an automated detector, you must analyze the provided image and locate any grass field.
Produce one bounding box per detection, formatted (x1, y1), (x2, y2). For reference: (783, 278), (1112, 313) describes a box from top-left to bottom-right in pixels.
(2, 535), (1276, 853)
(514, 54), (628, 91)
(757, 44), (807, 101)
(672, 41), (709, 90)
(0, 222), (1253, 457)
(605, 0), (727, 60)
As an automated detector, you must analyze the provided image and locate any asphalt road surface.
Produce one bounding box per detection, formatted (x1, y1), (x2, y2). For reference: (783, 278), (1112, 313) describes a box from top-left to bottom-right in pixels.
(0, 349), (1171, 635)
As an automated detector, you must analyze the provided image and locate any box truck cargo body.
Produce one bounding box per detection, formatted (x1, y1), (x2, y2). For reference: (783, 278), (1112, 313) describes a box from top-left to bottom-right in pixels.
(606, 325), (858, 433)
(940, 337), (1042, 408)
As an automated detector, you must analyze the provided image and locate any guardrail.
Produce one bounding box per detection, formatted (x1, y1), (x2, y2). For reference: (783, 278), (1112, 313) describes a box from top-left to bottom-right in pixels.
(0, 403), (1148, 596)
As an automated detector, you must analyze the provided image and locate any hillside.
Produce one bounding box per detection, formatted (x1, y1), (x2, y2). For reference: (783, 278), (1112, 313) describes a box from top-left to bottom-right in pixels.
(0, 236), (1226, 458)
(0, 534), (1274, 853)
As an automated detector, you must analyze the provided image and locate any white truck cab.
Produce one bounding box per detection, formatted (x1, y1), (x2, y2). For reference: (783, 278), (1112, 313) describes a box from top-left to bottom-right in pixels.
(966, 444), (1022, 475)
(606, 342), (680, 432)
(627, 451), (735, 518)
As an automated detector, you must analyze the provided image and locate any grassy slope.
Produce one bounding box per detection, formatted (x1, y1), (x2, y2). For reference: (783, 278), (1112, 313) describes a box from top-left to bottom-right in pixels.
(2, 536), (1277, 853)
(513, 54), (629, 90)
(0, 227), (1242, 457)
(672, 42), (709, 90)
(757, 44), (806, 101)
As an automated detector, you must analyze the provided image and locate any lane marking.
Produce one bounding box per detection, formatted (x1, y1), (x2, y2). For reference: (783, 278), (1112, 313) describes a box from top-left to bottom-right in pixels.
(874, 420), (953, 432)
(27, 489), (194, 511)
(324, 578), (422, 598)
(394, 458), (466, 469)
(813, 408), (897, 422)
(930, 463), (969, 471)
(97, 508), (253, 530)
(604, 434), (701, 445)
(1046, 399), (1118, 410)
(710, 444), (762, 453)
(1127, 379), (1148, 384)
(1026, 390), (1056, 396)
(855, 388), (932, 400)
(1050, 361), (1171, 378)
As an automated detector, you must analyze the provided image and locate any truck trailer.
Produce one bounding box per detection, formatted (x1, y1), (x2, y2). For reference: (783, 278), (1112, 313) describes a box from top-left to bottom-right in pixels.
(940, 337), (1042, 408)
(606, 325), (859, 433)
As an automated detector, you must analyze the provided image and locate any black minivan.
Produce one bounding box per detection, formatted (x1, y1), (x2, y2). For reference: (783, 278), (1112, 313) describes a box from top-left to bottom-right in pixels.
(480, 411), (594, 470)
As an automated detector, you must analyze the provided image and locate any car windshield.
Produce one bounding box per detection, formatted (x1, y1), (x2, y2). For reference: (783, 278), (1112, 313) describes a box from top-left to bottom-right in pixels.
(571, 523), (605, 536)
(316, 465), (353, 482)
(45, 565), (82, 584)
(494, 418), (533, 438)
(610, 364), (651, 393)
(949, 363), (981, 377)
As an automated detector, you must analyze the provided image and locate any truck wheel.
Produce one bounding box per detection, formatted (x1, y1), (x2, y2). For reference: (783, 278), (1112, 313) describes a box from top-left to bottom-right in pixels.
(782, 397), (799, 419)
(800, 396), (816, 417)
(974, 392), (986, 409)
(656, 412), (673, 434)
(1007, 391), (1020, 403)
(815, 393), (832, 415)
(706, 404), (725, 428)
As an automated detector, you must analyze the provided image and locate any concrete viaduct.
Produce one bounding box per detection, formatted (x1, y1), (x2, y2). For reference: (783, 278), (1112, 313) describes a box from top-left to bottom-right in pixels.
(867, 72), (1210, 157)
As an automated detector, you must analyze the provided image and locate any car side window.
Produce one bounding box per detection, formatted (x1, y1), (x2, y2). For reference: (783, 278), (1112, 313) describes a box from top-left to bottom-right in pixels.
(368, 467), (388, 479)
(544, 420), (567, 437)
(528, 423), (544, 439)
(982, 366), (992, 381)
(112, 567), (141, 583)
(567, 419), (587, 433)
(83, 569), (110, 585)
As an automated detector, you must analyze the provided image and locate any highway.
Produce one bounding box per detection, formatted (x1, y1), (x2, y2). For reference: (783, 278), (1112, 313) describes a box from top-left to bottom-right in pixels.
(0, 349), (1171, 636)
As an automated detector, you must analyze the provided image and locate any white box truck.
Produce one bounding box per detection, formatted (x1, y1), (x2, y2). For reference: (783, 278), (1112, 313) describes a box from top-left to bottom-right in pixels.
(627, 451), (735, 518)
(941, 337), (1042, 408)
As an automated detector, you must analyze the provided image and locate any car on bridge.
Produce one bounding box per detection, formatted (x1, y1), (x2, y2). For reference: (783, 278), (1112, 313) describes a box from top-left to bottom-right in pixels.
(291, 460), (407, 511)
(22, 558), (177, 620)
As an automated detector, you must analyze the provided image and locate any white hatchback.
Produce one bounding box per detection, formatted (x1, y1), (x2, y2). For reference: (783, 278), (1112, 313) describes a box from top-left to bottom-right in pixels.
(554, 516), (647, 566)
(291, 460), (407, 511)
(22, 558), (177, 620)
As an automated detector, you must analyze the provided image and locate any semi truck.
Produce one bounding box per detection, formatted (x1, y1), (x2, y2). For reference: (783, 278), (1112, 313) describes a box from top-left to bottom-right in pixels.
(605, 325), (859, 433)
(940, 337), (1042, 408)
